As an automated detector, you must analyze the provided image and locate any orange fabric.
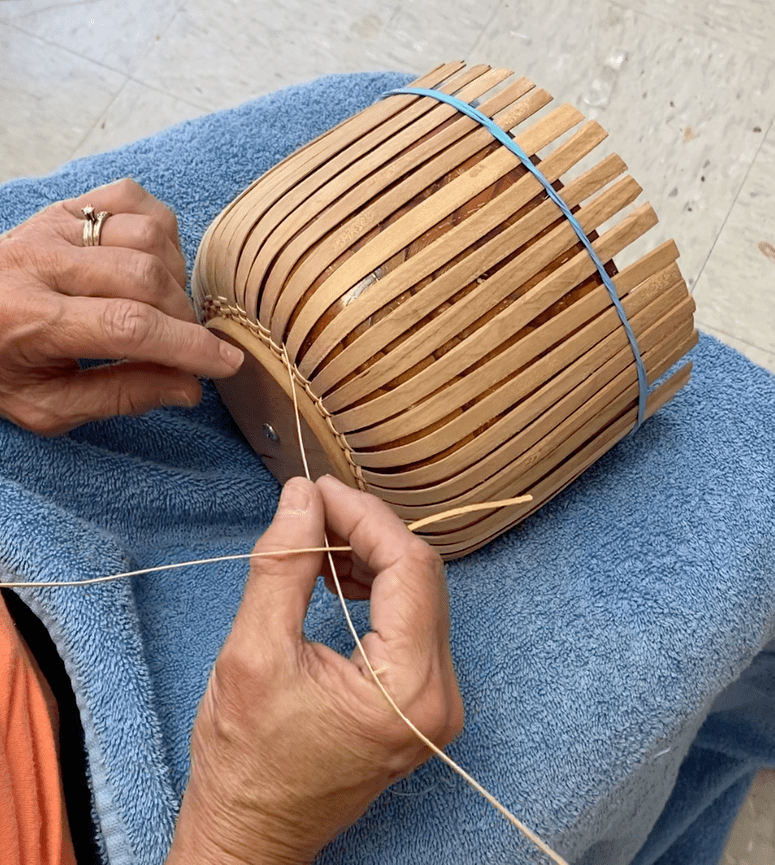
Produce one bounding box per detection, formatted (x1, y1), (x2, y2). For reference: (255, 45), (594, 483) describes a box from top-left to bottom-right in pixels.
(0, 595), (77, 865)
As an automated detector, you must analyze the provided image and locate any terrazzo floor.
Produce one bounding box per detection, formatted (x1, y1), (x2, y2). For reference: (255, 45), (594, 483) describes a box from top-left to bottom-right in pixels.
(1, 1), (773, 863)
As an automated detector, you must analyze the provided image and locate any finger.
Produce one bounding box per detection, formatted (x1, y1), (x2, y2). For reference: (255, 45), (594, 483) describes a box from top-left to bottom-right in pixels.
(237, 478), (326, 645)
(38, 239), (195, 325)
(100, 214), (186, 288)
(321, 532), (375, 599)
(7, 363), (204, 434)
(41, 294), (243, 379)
(55, 211), (187, 289)
(322, 573), (372, 601)
(316, 476), (450, 656)
(62, 178), (182, 252)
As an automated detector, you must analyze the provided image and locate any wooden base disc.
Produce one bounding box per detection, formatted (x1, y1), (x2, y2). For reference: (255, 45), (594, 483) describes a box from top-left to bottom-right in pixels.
(207, 316), (360, 489)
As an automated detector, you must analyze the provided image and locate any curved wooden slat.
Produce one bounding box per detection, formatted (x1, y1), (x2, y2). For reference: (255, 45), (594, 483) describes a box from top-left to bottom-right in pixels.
(336, 201), (656, 440)
(304, 124), (616, 390)
(280, 101), (581, 354)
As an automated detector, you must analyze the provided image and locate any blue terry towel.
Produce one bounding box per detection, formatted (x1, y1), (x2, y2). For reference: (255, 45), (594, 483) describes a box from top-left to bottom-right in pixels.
(0, 72), (773, 865)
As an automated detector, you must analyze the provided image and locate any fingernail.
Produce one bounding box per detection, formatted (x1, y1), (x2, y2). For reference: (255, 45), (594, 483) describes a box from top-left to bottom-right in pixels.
(278, 478), (311, 516)
(219, 341), (244, 369)
(162, 389), (196, 408)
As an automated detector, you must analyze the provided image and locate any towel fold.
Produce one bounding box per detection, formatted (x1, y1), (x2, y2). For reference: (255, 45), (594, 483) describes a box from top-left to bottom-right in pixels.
(0, 72), (773, 865)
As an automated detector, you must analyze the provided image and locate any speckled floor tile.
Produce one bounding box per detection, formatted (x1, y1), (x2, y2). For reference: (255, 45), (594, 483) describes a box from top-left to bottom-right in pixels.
(131, 0), (503, 112)
(70, 79), (206, 161)
(470, 1), (775, 290)
(0, 0), (83, 20)
(699, 325), (775, 374)
(131, 0), (403, 111)
(5, 0), (182, 76)
(365, 0), (503, 72)
(0, 21), (125, 182)
(693, 127), (775, 359)
(619, 0), (775, 62)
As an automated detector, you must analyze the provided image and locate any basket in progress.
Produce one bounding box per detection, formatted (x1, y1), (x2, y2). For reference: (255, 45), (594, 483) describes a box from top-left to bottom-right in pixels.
(192, 61), (697, 560)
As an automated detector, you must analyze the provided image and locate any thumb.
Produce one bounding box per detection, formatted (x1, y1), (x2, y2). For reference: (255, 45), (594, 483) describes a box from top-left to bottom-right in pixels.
(238, 478), (325, 645)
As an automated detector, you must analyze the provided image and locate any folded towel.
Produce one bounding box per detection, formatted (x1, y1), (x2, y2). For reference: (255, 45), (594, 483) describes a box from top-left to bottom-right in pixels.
(0, 72), (772, 865)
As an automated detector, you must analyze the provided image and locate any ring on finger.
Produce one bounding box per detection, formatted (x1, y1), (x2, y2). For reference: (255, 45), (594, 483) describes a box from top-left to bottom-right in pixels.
(81, 205), (113, 247)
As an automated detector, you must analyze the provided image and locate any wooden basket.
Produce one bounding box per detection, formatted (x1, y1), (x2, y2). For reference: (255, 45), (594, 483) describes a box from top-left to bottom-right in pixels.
(192, 62), (697, 560)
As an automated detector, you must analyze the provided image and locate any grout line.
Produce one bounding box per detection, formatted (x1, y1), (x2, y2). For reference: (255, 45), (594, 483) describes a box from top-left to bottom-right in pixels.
(2, 12), (214, 111)
(469, 0), (507, 57)
(612, 0), (772, 61)
(691, 115), (774, 295)
(2, 18), (132, 76)
(65, 76), (130, 162)
(695, 323), (775, 372)
(3, 0), (183, 83)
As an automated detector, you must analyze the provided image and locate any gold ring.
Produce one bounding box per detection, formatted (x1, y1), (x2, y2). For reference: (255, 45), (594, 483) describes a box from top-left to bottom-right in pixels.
(81, 205), (112, 247)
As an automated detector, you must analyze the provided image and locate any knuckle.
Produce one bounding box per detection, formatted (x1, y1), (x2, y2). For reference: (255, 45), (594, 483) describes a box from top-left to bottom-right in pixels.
(212, 639), (277, 708)
(0, 237), (28, 272)
(100, 298), (154, 349)
(49, 200), (73, 223)
(135, 220), (166, 258)
(406, 535), (444, 576)
(134, 252), (167, 292)
(249, 544), (296, 576)
(158, 204), (179, 241)
(115, 177), (143, 201)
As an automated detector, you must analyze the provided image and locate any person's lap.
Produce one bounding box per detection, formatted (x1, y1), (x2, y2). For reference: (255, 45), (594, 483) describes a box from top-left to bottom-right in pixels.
(0, 72), (773, 865)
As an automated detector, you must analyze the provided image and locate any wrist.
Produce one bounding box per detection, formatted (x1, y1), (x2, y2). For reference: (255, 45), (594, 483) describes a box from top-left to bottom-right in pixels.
(166, 780), (314, 865)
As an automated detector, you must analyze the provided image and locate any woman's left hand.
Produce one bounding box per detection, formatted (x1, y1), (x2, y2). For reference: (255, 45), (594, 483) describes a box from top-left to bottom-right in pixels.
(0, 178), (244, 434)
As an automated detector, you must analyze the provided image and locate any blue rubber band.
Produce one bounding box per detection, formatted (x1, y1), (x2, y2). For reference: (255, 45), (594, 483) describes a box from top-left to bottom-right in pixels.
(384, 86), (649, 431)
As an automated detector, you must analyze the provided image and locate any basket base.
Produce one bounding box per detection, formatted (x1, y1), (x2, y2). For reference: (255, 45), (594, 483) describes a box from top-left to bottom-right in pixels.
(206, 317), (360, 490)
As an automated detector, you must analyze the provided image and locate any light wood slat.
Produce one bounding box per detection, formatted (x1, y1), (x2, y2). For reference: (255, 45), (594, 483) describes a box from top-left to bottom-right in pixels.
(256, 87), (555, 343)
(474, 74), (540, 116)
(364, 285), (693, 503)
(315, 220), (672, 408)
(353, 274), (691, 473)
(278, 102), (583, 352)
(204, 61), (471, 308)
(320, 171), (639, 411)
(193, 63), (697, 559)
(387, 319), (695, 520)
(407, 339), (693, 542)
(251, 84), (554, 333)
(361, 264), (684, 486)
(234, 68), (527, 322)
(337, 201), (657, 438)
(428, 364), (691, 561)
(303, 127), (617, 387)
(249, 86), (541, 327)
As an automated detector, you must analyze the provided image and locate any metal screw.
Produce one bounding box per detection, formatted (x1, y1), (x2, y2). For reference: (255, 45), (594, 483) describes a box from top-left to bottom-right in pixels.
(262, 423), (279, 443)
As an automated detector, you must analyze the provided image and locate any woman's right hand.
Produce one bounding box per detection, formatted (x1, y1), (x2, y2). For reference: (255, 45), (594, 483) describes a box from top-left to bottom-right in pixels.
(167, 475), (464, 865)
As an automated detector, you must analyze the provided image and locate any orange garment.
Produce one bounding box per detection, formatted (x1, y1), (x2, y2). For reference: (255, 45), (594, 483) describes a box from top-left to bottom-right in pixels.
(0, 595), (77, 865)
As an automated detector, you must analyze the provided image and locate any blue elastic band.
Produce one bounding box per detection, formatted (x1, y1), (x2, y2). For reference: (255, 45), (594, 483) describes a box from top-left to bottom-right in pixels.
(384, 86), (648, 431)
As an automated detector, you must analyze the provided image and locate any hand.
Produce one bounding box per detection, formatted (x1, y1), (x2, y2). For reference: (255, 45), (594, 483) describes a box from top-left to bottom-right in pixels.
(167, 475), (464, 865)
(0, 178), (244, 434)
